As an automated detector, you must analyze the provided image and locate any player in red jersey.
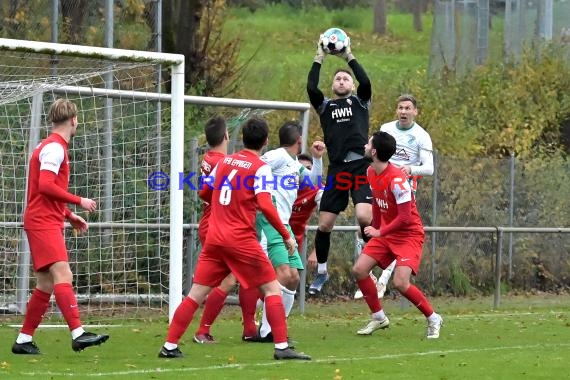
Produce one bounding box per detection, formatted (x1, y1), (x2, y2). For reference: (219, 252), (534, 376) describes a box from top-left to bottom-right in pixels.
(158, 117), (311, 360)
(352, 131), (443, 339)
(197, 117), (228, 244)
(12, 99), (109, 355)
(192, 117), (260, 344)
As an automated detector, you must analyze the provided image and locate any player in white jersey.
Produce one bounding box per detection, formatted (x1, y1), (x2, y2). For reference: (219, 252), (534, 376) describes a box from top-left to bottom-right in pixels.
(253, 121), (325, 342)
(380, 94), (434, 180)
(355, 94), (434, 300)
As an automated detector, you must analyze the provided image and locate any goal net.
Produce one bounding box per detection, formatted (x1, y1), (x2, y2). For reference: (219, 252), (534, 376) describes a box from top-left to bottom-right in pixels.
(0, 39), (185, 323)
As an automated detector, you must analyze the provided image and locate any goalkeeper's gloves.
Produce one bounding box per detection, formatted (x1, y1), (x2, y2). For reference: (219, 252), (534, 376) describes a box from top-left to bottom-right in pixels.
(339, 37), (355, 62)
(314, 34), (326, 64)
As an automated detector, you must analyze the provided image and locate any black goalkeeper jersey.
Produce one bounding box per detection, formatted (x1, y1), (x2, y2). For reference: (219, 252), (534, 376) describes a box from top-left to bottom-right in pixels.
(307, 59), (372, 165)
(317, 95), (369, 164)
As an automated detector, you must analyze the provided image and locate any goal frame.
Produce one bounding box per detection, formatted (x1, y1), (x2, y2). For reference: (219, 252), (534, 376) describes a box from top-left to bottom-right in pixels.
(0, 38), (185, 322)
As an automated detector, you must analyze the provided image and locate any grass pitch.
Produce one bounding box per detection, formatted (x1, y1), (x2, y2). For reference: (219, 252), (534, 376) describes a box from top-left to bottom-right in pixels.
(1, 294), (569, 379)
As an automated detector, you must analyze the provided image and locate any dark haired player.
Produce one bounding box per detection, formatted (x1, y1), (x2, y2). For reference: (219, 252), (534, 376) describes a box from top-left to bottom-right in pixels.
(352, 131), (442, 339)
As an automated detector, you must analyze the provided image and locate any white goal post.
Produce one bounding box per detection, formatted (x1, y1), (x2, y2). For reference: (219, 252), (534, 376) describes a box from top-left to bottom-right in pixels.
(0, 38), (185, 322)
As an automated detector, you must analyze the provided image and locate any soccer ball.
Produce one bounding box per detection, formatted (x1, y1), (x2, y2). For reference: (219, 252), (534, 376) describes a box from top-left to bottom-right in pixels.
(320, 28), (350, 55)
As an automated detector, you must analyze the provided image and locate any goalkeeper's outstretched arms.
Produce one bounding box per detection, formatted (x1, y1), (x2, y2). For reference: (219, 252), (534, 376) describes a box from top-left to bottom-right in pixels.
(307, 35), (325, 110)
(339, 40), (372, 103)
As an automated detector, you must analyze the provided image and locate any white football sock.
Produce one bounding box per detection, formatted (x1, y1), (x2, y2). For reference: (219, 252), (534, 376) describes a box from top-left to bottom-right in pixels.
(280, 284), (296, 317)
(71, 327), (85, 340)
(379, 259), (397, 284)
(259, 302), (271, 338)
(427, 312), (440, 323)
(164, 342), (177, 350)
(16, 333), (33, 344)
(317, 263), (327, 274)
(372, 310), (387, 321)
(260, 284), (297, 338)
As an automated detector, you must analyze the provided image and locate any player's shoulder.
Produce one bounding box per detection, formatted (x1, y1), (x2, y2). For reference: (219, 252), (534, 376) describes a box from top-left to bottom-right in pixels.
(237, 151), (267, 170)
(379, 120), (398, 131)
(262, 147), (287, 160)
(410, 122), (429, 135)
(412, 123), (433, 143)
(387, 162), (400, 172)
(385, 163), (404, 178)
(39, 140), (65, 156)
(350, 93), (370, 107)
(204, 150), (225, 166)
(205, 150), (225, 160)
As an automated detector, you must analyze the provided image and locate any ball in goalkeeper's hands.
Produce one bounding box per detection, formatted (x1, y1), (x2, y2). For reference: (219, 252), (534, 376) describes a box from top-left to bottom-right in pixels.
(320, 28), (350, 55)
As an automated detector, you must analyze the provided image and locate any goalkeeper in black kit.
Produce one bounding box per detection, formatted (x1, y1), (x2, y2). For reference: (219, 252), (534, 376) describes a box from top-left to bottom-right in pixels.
(306, 34), (373, 294)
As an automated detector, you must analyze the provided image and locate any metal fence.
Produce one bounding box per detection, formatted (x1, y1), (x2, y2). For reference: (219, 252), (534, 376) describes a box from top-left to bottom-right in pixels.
(430, 0), (570, 75)
(181, 146), (570, 304)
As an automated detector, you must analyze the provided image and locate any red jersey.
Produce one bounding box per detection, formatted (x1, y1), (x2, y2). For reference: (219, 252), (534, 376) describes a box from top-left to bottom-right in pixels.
(198, 150), (226, 243)
(367, 164), (423, 238)
(23, 133), (80, 230)
(205, 150), (274, 245)
(290, 185), (321, 247)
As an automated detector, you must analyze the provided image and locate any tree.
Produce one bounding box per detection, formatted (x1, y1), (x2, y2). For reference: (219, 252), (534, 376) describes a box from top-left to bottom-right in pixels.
(395, 0), (430, 32)
(161, 0), (204, 89)
(413, 0), (424, 32)
(373, 0), (387, 35)
(61, 0), (88, 44)
(160, 0), (248, 96)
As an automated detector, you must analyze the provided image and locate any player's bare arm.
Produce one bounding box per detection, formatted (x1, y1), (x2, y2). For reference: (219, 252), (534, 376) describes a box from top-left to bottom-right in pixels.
(307, 249), (318, 269)
(363, 226), (380, 238)
(284, 237), (297, 255)
(68, 212), (88, 234)
(79, 197), (97, 212)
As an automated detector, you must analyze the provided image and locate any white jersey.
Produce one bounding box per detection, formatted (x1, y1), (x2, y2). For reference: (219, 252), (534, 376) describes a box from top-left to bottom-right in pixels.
(380, 120), (434, 176)
(261, 147), (322, 224)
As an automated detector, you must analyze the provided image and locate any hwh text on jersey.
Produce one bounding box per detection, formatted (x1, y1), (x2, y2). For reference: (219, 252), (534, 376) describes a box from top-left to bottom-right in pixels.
(376, 198), (389, 209)
(331, 107), (352, 121)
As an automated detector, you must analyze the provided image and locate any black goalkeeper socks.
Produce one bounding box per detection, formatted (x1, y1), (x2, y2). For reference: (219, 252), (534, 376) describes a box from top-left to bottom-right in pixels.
(314, 229), (331, 264)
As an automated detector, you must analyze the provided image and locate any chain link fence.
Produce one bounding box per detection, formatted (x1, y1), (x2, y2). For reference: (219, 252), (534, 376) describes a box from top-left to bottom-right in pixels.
(430, 0), (570, 75)
(0, 0), (159, 50)
(309, 154), (570, 297)
(182, 139), (570, 298)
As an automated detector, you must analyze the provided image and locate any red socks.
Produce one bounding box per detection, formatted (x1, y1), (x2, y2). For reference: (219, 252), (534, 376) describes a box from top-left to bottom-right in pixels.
(264, 294), (287, 344)
(21, 288), (51, 335)
(402, 285), (434, 317)
(238, 286), (261, 337)
(53, 283), (81, 331)
(195, 287), (228, 335)
(357, 277), (382, 313)
(166, 297), (199, 344)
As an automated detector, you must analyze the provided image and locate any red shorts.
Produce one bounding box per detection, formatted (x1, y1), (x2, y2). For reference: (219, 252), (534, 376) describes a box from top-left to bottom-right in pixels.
(25, 229), (68, 272)
(361, 235), (424, 275)
(193, 239), (276, 289)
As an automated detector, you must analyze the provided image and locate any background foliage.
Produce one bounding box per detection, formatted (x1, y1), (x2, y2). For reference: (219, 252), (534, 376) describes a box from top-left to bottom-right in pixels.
(0, 1), (569, 296)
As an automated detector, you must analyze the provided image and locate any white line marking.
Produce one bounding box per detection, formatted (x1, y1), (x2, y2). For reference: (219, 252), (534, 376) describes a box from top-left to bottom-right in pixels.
(7, 324), (126, 329)
(18, 343), (570, 377)
(6, 310), (567, 329)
